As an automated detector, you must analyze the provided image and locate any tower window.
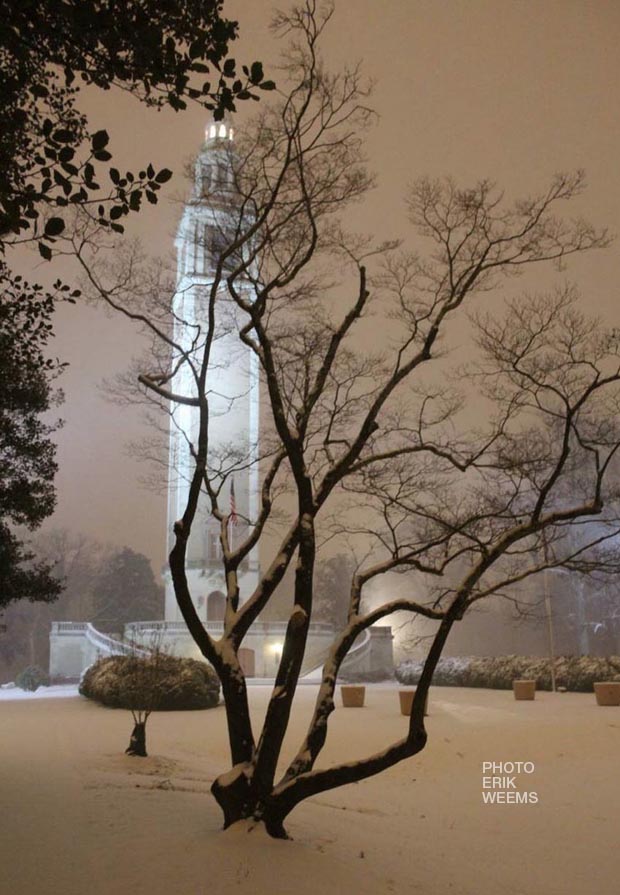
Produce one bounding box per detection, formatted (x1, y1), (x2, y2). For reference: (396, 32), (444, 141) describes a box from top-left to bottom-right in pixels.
(207, 531), (222, 562)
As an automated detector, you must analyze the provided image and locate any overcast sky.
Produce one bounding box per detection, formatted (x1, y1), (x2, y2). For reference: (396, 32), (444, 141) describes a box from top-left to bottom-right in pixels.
(39, 0), (620, 576)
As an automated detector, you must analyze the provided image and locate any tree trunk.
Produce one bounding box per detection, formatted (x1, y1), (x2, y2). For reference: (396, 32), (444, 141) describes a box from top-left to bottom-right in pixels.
(210, 778), (291, 839)
(126, 721), (147, 757)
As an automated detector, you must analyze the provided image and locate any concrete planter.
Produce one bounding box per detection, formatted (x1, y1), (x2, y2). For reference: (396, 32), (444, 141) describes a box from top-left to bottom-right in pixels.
(341, 685), (365, 708)
(399, 688), (428, 716)
(593, 682), (620, 706)
(513, 680), (536, 701)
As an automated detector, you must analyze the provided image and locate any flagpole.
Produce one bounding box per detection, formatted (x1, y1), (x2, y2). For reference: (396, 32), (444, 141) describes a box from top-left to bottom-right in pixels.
(229, 477), (237, 552)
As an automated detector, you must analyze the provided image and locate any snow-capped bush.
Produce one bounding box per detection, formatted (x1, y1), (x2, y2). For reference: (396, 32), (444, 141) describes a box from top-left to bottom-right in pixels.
(396, 656), (470, 687)
(396, 655), (620, 691)
(339, 669), (395, 683)
(79, 654), (220, 710)
(15, 665), (50, 691)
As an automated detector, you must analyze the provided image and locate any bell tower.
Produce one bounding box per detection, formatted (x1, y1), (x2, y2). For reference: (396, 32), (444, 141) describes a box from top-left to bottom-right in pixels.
(164, 121), (260, 622)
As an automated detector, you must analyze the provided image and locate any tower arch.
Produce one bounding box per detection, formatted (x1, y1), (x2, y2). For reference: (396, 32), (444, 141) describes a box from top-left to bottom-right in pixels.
(206, 590), (226, 622)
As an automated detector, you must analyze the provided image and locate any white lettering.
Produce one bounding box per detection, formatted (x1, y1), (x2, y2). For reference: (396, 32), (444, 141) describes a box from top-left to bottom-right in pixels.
(481, 760), (536, 774)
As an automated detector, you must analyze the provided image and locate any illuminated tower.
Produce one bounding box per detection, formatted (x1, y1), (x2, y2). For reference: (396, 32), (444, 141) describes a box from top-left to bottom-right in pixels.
(164, 121), (260, 623)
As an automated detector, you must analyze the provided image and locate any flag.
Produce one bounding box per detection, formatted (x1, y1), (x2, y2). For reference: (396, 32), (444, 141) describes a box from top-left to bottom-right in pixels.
(229, 478), (238, 526)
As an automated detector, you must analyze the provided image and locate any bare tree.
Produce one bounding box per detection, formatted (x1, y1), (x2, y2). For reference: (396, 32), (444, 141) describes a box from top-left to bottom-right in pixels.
(68, 1), (620, 838)
(0, 529), (105, 679)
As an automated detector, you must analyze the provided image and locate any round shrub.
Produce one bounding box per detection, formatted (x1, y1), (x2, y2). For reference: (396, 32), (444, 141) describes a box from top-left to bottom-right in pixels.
(15, 665), (50, 691)
(79, 654), (220, 710)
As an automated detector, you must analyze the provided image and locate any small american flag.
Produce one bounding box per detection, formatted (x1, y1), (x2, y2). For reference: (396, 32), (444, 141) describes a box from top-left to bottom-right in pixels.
(229, 478), (238, 526)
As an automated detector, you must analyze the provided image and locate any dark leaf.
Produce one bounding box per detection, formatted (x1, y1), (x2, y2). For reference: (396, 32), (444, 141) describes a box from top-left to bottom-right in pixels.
(53, 129), (74, 144)
(91, 130), (109, 152)
(250, 62), (264, 85)
(44, 218), (65, 237)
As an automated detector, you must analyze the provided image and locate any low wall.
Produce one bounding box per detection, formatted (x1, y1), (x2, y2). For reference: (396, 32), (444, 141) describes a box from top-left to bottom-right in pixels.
(49, 620), (394, 680)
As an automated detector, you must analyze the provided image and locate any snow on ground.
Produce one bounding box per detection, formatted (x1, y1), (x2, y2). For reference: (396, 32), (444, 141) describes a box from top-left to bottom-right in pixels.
(1, 685), (619, 895)
(0, 683), (79, 700)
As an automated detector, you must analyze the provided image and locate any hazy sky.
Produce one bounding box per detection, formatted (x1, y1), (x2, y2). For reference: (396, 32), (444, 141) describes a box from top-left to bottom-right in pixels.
(39, 0), (620, 576)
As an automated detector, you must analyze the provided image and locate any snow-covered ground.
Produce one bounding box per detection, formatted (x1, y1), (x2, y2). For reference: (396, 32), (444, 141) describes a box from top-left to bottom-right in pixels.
(1, 685), (618, 894)
(0, 683), (79, 700)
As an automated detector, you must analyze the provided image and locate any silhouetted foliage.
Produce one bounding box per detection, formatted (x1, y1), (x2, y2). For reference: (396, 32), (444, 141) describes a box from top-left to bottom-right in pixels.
(0, 276), (67, 611)
(0, 0), (273, 250)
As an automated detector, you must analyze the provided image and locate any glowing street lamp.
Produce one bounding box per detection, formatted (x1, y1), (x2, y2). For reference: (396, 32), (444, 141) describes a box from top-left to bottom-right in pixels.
(271, 641), (283, 668)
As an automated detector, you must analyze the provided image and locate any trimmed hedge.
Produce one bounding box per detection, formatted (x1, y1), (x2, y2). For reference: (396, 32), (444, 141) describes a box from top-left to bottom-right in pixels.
(396, 655), (620, 692)
(79, 654), (220, 710)
(339, 669), (395, 683)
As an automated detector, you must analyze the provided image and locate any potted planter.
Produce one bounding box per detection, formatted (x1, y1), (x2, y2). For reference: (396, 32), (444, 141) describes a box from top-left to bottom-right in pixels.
(513, 679), (536, 701)
(593, 682), (620, 706)
(341, 685), (365, 707)
(399, 688), (428, 716)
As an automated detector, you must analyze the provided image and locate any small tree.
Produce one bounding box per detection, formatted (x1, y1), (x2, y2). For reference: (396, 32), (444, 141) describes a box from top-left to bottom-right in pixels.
(123, 650), (163, 758)
(91, 547), (163, 634)
(77, 1), (620, 838)
(314, 554), (359, 628)
(80, 649), (221, 756)
(0, 530), (114, 680)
